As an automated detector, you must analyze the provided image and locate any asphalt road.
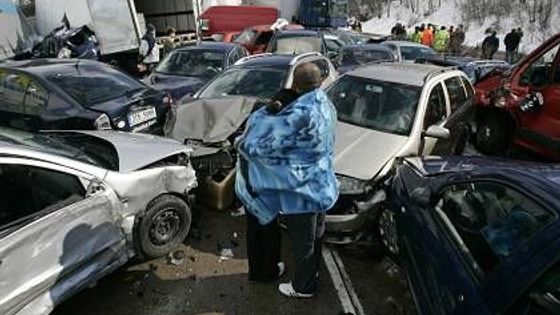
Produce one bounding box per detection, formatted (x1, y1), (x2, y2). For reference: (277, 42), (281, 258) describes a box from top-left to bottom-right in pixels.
(53, 206), (414, 315)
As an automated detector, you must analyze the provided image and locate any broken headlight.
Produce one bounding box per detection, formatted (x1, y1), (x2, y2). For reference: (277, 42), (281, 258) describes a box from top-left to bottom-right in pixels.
(337, 175), (372, 195)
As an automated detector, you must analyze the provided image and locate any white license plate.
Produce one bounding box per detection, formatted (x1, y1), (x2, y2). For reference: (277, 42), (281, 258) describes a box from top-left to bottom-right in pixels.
(128, 107), (157, 126)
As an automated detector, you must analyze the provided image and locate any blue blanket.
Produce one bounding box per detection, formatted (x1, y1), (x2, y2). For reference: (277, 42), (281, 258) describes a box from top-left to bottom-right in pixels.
(235, 89), (339, 225)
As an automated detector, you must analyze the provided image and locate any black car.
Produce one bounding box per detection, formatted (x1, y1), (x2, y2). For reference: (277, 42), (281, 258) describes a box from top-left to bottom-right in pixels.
(336, 44), (396, 74)
(0, 59), (172, 134)
(146, 42), (248, 100)
(266, 30), (327, 55)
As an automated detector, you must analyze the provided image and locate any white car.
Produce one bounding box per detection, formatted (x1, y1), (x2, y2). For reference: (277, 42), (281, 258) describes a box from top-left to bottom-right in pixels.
(0, 129), (197, 315)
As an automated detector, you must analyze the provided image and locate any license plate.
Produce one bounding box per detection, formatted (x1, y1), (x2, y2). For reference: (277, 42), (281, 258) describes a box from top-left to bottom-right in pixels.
(128, 107), (157, 127)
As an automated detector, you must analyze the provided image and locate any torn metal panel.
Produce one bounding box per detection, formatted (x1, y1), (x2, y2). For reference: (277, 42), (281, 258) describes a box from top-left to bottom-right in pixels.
(165, 96), (257, 144)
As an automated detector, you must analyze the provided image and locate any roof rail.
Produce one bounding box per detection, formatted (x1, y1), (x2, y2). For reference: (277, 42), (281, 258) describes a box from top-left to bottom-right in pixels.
(423, 67), (459, 82)
(234, 53), (274, 65)
(289, 52), (323, 65)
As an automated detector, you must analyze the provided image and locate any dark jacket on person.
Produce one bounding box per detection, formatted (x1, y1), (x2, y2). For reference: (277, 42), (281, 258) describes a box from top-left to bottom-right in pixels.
(482, 34), (499, 57)
(504, 32), (520, 51)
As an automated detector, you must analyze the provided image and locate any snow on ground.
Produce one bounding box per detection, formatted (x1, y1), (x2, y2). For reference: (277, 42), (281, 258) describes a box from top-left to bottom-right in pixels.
(362, 1), (560, 53)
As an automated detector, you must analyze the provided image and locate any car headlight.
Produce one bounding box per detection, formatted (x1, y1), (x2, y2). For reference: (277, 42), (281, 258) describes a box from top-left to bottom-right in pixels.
(337, 175), (371, 195)
(94, 114), (112, 130)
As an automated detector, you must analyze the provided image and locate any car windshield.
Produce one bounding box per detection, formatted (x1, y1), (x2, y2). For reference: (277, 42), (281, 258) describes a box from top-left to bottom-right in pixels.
(401, 46), (435, 60)
(0, 129), (119, 170)
(341, 49), (393, 65)
(198, 67), (288, 99)
(155, 50), (224, 77)
(273, 36), (322, 54)
(50, 67), (146, 108)
(327, 75), (421, 135)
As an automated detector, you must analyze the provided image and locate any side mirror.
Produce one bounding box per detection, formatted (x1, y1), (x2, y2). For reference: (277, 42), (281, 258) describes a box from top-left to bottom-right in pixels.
(519, 91), (544, 113)
(423, 125), (451, 139)
(410, 187), (432, 207)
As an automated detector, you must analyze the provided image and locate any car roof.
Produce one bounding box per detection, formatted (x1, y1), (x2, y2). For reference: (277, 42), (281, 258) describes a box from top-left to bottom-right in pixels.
(406, 156), (560, 187)
(276, 29), (321, 37)
(342, 44), (392, 52)
(233, 53), (312, 69)
(176, 41), (238, 52)
(346, 62), (444, 86)
(1, 58), (110, 77)
(383, 40), (431, 48)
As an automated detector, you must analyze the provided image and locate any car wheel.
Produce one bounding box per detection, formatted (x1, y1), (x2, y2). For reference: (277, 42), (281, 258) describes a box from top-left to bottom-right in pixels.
(378, 208), (399, 256)
(476, 115), (511, 155)
(138, 195), (191, 259)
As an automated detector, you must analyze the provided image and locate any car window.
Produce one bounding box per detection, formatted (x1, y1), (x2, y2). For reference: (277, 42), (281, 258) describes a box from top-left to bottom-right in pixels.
(445, 76), (468, 112)
(0, 164), (85, 232)
(341, 49), (394, 65)
(24, 81), (49, 115)
(198, 67), (288, 99)
(401, 46), (435, 61)
(255, 31), (273, 46)
(424, 83), (447, 129)
(156, 50), (224, 77)
(227, 49), (238, 67)
(436, 181), (555, 275)
(310, 59), (330, 80)
(0, 70), (27, 113)
(520, 42), (560, 87)
(50, 66), (145, 108)
(326, 39), (342, 52)
(462, 76), (475, 99)
(273, 36), (322, 54)
(508, 261), (560, 314)
(327, 75), (421, 136)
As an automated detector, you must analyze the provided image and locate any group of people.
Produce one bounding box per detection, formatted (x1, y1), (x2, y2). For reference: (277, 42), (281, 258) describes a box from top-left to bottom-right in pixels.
(481, 28), (523, 60)
(406, 23), (466, 54)
(138, 24), (177, 76)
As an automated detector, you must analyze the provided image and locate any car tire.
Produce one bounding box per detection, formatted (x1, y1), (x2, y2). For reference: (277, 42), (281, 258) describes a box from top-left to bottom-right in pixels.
(138, 195), (191, 259)
(378, 207), (399, 256)
(476, 115), (512, 155)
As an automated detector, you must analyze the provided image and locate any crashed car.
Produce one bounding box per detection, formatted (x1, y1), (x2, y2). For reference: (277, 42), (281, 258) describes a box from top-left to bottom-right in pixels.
(384, 156), (560, 314)
(415, 55), (510, 83)
(473, 32), (560, 160)
(165, 53), (338, 210)
(0, 128), (196, 315)
(325, 63), (474, 243)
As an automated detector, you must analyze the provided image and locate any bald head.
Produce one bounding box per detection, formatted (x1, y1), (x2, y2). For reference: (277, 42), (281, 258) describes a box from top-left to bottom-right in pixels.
(292, 63), (322, 94)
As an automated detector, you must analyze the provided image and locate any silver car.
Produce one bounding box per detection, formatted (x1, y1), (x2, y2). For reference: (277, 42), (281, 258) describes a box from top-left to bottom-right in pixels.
(381, 40), (436, 62)
(0, 129), (197, 315)
(325, 63), (474, 244)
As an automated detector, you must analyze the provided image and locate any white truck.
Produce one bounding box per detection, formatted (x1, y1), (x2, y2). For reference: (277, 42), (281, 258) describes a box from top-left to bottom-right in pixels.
(34, 0), (198, 56)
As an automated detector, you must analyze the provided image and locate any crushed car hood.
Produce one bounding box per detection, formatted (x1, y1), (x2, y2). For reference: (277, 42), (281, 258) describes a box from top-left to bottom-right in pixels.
(334, 121), (409, 181)
(54, 130), (189, 172)
(165, 96), (257, 144)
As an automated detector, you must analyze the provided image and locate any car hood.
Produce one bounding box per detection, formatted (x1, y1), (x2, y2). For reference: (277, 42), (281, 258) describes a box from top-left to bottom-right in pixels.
(334, 121), (409, 180)
(165, 96), (257, 144)
(61, 130), (189, 173)
(148, 74), (208, 99)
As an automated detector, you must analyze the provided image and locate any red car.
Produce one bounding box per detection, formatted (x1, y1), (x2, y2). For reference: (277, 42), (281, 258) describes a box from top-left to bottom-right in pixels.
(199, 6), (279, 39)
(474, 32), (560, 160)
(233, 24), (304, 54)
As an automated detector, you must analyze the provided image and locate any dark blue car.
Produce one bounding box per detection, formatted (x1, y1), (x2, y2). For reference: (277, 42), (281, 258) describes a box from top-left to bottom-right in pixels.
(0, 59), (171, 134)
(336, 44), (395, 74)
(381, 156), (560, 315)
(416, 55), (511, 83)
(146, 42), (248, 100)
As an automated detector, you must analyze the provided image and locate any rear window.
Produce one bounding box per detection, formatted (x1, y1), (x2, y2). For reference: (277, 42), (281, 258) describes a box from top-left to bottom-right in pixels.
(272, 36), (322, 54)
(401, 46), (435, 61)
(50, 66), (145, 108)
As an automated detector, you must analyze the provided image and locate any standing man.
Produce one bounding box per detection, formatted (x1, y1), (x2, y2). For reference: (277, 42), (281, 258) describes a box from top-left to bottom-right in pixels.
(235, 63), (339, 298)
(421, 24), (434, 47)
(161, 27), (176, 58)
(504, 29), (520, 63)
(138, 24), (160, 76)
(481, 30), (499, 60)
(449, 24), (465, 54)
(433, 26), (450, 52)
(410, 26), (422, 43)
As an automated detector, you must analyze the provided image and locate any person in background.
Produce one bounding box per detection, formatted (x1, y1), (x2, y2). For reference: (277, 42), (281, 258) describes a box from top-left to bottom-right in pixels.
(421, 24), (434, 47)
(162, 27), (176, 58)
(235, 63), (338, 298)
(396, 24), (407, 40)
(410, 26), (422, 43)
(433, 26), (450, 52)
(481, 30), (499, 60)
(504, 29), (520, 63)
(449, 24), (465, 54)
(138, 24), (160, 76)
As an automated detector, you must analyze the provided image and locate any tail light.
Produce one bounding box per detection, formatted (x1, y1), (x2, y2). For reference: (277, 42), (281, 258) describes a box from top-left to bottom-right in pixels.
(94, 114), (112, 130)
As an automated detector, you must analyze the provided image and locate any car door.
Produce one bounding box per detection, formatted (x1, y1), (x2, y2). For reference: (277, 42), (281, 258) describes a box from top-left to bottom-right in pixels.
(422, 81), (451, 155)
(394, 169), (484, 315)
(513, 40), (560, 153)
(0, 159), (126, 314)
(442, 75), (474, 154)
